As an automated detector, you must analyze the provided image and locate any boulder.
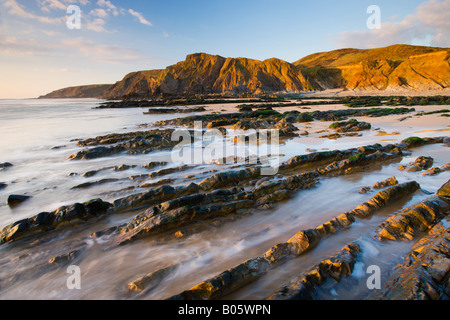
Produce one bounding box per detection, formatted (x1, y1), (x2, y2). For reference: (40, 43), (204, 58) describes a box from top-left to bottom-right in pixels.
(0, 162), (13, 169)
(7, 195), (31, 207)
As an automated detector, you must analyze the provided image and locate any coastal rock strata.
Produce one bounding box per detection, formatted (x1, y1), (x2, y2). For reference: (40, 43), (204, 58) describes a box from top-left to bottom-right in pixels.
(0, 199), (111, 244)
(143, 107), (206, 114)
(113, 183), (200, 211)
(69, 129), (179, 160)
(111, 173), (319, 247)
(280, 137), (443, 172)
(153, 108), (415, 129)
(128, 264), (180, 294)
(376, 193), (450, 241)
(266, 243), (361, 300)
(2, 138), (444, 249)
(371, 221), (450, 300)
(199, 147), (405, 193)
(168, 182), (419, 300)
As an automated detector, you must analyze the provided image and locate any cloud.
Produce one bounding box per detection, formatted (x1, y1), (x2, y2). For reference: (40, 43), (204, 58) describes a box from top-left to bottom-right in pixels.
(128, 8), (152, 26)
(0, 33), (159, 65)
(89, 8), (108, 18)
(4, 0), (64, 24)
(86, 18), (107, 32)
(39, 0), (67, 11)
(97, 0), (118, 16)
(337, 0), (450, 48)
(0, 34), (59, 56)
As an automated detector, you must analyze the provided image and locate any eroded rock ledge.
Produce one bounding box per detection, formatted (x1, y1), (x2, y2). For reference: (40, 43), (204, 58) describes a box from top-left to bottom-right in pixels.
(376, 180), (450, 241)
(266, 243), (361, 300)
(0, 137), (443, 247)
(371, 219), (450, 300)
(0, 199), (111, 244)
(167, 182), (420, 300)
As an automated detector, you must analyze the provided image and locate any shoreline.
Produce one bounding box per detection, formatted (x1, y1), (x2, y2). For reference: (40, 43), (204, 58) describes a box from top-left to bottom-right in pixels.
(0, 97), (449, 300)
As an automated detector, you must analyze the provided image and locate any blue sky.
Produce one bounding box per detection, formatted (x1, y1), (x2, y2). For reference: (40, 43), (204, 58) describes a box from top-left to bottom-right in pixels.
(0, 0), (449, 98)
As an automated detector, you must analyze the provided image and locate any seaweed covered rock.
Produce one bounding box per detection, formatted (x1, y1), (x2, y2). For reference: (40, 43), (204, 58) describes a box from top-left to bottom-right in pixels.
(329, 119), (371, 133)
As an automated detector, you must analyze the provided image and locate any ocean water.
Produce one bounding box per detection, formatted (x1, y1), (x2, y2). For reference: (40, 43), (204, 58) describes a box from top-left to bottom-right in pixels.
(0, 99), (203, 227)
(0, 99), (448, 300)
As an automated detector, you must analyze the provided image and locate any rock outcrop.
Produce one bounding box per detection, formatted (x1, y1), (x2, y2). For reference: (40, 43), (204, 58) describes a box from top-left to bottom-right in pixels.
(100, 45), (450, 99)
(38, 84), (112, 99)
(371, 220), (450, 300)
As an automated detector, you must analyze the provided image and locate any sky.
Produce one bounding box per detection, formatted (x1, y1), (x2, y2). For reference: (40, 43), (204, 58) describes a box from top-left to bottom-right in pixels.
(0, 0), (449, 99)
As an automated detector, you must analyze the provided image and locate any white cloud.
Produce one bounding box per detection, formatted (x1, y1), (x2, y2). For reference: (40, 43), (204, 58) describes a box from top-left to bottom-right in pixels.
(337, 0), (450, 48)
(89, 8), (108, 18)
(97, 0), (118, 16)
(86, 18), (106, 32)
(0, 33), (155, 64)
(128, 8), (152, 26)
(39, 0), (67, 11)
(4, 0), (64, 24)
(0, 34), (59, 56)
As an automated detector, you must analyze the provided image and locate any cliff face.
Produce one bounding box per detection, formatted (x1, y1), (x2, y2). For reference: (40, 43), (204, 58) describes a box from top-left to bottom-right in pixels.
(102, 70), (163, 99)
(42, 44), (450, 100)
(103, 53), (309, 99)
(387, 51), (450, 90)
(295, 44), (450, 92)
(39, 84), (113, 99)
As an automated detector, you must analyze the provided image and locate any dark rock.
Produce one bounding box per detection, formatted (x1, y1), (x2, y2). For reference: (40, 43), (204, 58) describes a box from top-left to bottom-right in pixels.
(0, 182), (7, 190)
(0, 198), (112, 244)
(199, 168), (260, 190)
(84, 199), (112, 216)
(0, 162), (13, 169)
(7, 195), (31, 207)
(71, 178), (118, 189)
(34, 212), (54, 226)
